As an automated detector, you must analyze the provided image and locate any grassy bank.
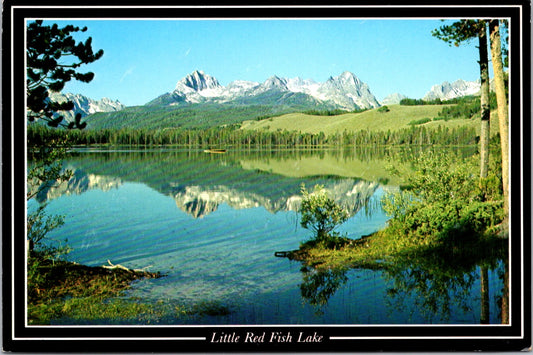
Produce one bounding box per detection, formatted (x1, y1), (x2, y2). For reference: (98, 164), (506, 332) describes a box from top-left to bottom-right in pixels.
(287, 225), (507, 273)
(28, 253), (163, 324)
(28, 254), (232, 325)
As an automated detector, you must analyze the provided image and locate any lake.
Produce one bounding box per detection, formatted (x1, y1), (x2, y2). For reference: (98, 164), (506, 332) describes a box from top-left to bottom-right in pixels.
(28, 147), (506, 324)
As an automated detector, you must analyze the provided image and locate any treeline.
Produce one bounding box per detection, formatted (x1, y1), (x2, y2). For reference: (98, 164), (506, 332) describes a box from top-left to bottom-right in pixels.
(28, 124), (477, 148)
(301, 108), (368, 116)
(400, 98), (447, 106)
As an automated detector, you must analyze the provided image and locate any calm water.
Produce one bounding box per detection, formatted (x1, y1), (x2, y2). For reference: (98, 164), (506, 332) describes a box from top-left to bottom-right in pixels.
(28, 147), (506, 324)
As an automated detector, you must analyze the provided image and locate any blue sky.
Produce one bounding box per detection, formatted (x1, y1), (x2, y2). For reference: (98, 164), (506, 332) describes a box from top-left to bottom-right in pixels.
(46, 19), (482, 106)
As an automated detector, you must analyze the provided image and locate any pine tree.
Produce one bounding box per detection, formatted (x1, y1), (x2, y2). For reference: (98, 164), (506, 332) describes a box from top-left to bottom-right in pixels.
(27, 20), (104, 129)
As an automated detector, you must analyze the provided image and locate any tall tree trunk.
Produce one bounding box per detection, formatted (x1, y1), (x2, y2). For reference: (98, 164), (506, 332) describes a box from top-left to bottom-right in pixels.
(489, 19), (510, 220)
(478, 22), (491, 179)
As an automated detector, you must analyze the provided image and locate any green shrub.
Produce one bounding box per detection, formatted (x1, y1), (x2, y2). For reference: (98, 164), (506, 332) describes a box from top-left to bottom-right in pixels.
(299, 184), (349, 245)
(381, 151), (504, 250)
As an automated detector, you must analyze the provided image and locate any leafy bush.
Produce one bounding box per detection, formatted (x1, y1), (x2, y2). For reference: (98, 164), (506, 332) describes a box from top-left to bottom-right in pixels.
(377, 106), (390, 113)
(299, 184), (349, 245)
(381, 151), (504, 251)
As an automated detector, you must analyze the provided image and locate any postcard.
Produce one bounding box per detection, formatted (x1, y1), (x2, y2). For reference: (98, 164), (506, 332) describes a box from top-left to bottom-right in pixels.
(3, 2), (531, 352)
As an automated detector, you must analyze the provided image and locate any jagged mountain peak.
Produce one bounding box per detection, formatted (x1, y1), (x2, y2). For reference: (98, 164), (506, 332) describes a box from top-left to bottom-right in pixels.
(324, 71), (364, 89)
(262, 75), (288, 90)
(48, 92), (125, 121)
(318, 71), (380, 110)
(162, 70), (380, 110)
(175, 70), (221, 92)
(339, 70), (360, 81)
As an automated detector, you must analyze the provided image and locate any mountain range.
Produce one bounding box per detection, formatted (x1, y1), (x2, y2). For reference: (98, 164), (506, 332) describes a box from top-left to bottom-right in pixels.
(148, 70), (381, 111)
(60, 70), (482, 130)
(49, 92), (125, 122)
(423, 79), (481, 101)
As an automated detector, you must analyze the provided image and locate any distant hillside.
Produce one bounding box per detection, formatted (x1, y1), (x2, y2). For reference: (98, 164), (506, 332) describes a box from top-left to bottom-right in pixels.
(241, 104), (501, 136)
(84, 101), (336, 130)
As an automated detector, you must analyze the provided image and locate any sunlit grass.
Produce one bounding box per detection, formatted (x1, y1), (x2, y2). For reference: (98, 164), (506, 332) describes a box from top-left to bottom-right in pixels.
(241, 104), (500, 136)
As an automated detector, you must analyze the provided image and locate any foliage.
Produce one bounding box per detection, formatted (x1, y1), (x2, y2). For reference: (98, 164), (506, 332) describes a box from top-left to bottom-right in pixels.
(435, 94), (499, 121)
(400, 98), (442, 106)
(26, 19), (102, 261)
(408, 117), (431, 125)
(381, 151), (504, 251)
(27, 138), (73, 200)
(27, 137), (73, 257)
(27, 204), (69, 254)
(431, 19), (482, 46)
(377, 105), (390, 113)
(299, 184), (349, 244)
(27, 20), (103, 128)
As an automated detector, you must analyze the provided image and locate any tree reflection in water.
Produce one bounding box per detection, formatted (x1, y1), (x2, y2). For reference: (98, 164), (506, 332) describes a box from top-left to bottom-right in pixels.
(296, 235), (508, 323)
(298, 266), (348, 314)
(382, 234), (508, 323)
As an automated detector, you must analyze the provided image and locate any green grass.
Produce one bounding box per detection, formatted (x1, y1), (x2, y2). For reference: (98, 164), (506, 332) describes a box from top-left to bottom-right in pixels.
(241, 104), (501, 136)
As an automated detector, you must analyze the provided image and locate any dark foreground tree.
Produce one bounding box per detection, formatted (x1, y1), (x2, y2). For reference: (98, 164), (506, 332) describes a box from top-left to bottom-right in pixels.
(26, 20), (103, 253)
(27, 20), (103, 129)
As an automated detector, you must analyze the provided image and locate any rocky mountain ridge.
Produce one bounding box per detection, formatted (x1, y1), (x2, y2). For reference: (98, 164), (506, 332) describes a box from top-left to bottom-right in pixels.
(423, 79), (481, 101)
(156, 70), (381, 111)
(49, 92), (126, 122)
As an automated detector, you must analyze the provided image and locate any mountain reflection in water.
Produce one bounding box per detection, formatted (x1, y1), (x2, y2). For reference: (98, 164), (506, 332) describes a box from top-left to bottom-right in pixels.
(31, 149), (385, 218)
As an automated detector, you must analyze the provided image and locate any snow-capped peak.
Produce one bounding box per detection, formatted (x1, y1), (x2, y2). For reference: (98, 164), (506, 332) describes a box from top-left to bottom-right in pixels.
(175, 70), (221, 92)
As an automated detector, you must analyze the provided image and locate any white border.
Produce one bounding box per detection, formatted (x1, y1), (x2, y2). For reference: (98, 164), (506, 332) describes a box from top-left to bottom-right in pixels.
(11, 4), (525, 343)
